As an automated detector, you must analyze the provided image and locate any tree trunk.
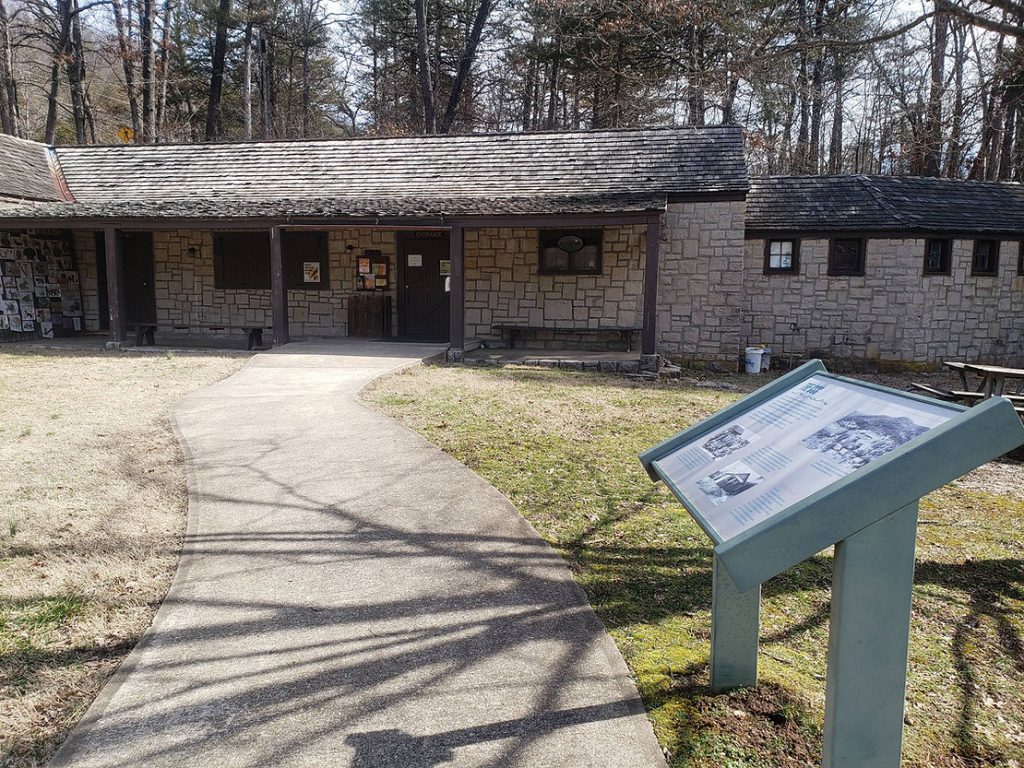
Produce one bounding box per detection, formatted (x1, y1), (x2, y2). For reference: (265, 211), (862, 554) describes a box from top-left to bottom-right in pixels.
(944, 23), (966, 177)
(204, 0), (231, 141)
(828, 75), (844, 173)
(923, 10), (948, 176)
(545, 31), (561, 129)
(414, 0), (436, 133)
(438, 0), (493, 133)
(44, 0), (74, 144)
(155, 0), (173, 140)
(110, 0), (140, 138)
(0, 0), (20, 136)
(242, 20), (252, 138)
(67, 0), (88, 143)
(140, 0), (156, 141)
(259, 29), (272, 138)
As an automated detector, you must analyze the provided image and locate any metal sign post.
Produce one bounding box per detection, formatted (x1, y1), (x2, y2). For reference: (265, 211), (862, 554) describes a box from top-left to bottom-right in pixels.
(640, 360), (1024, 768)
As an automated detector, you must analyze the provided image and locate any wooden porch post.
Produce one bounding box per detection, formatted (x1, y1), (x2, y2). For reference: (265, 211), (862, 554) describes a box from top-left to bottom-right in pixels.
(269, 226), (289, 345)
(641, 214), (662, 355)
(104, 227), (127, 343)
(449, 225), (465, 357)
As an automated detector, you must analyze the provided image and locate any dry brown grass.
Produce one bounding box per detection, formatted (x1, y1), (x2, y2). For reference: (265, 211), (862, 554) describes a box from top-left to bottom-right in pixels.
(0, 347), (247, 767)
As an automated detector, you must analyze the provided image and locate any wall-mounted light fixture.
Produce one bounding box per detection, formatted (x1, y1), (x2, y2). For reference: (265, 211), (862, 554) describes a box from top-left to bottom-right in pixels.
(345, 244), (355, 253)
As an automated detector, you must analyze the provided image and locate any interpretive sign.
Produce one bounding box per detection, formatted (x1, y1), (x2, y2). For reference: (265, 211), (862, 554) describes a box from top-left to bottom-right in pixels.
(651, 373), (955, 542)
(640, 360), (1024, 768)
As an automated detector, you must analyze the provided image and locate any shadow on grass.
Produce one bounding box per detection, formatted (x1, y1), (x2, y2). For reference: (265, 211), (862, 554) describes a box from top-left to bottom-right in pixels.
(559, 532), (1024, 765)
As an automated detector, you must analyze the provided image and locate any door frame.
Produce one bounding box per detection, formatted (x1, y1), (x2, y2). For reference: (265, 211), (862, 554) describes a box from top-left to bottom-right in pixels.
(396, 230), (451, 341)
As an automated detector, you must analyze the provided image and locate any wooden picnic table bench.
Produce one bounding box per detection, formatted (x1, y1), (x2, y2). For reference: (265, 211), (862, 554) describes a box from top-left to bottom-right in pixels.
(492, 324), (641, 351)
(127, 323), (269, 350)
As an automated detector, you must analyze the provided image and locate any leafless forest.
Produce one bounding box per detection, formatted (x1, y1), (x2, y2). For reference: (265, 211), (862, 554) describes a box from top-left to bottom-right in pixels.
(0, 0), (1021, 178)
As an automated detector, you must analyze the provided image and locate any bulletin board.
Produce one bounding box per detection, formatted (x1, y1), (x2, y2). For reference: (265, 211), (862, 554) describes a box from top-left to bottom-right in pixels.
(356, 250), (390, 291)
(0, 232), (84, 340)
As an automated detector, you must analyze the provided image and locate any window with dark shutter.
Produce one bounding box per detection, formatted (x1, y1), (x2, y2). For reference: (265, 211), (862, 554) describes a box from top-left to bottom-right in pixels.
(283, 231), (330, 289)
(214, 231), (330, 289)
(972, 240), (999, 276)
(923, 239), (951, 275)
(828, 238), (866, 276)
(214, 232), (271, 289)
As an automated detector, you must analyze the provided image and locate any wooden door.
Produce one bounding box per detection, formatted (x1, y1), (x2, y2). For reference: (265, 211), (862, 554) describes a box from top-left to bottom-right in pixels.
(398, 233), (450, 341)
(123, 232), (156, 325)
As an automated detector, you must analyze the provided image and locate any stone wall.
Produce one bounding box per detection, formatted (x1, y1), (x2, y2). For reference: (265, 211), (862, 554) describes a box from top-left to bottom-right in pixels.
(742, 237), (1024, 366)
(463, 224), (647, 349)
(75, 228), (399, 338)
(74, 230), (101, 331)
(656, 200), (748, 370)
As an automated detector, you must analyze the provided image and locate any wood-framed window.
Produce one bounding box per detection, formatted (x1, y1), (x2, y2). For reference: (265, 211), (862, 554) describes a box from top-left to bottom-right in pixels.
(538, 229), (602, 275)
(828, 237), (866, 276)
(763, 238), (799, 273)
(283, 231), (330, 289)
(214, 232), (271, 289)
(923, 238), (952, 275)
(971, 239), (999, 276)
(213, 231), (330, 289)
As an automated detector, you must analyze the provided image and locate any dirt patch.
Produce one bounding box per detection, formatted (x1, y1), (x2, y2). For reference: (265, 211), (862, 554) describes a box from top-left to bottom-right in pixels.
(0, 347), (247, 767)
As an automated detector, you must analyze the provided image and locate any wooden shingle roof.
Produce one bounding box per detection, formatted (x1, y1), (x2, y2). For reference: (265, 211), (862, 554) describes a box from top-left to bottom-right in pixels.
(747, 174), (1024, 235)
(0, 134), (66, 202)
(0, 126), (747, 221)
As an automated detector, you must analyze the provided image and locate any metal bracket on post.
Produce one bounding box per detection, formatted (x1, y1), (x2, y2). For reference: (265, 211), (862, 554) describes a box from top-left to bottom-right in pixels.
(822, 502), (919, 768)
(710, 553), (760, 692)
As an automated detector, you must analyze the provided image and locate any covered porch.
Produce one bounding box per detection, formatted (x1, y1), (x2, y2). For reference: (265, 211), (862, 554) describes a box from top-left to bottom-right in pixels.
(82, 210), (664, 360)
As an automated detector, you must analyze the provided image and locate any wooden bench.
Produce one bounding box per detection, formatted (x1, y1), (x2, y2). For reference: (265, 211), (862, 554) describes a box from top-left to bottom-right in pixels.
(128, 323), (269, 350)
(908, 382), (986, 403)
(492, 324), (641, 351)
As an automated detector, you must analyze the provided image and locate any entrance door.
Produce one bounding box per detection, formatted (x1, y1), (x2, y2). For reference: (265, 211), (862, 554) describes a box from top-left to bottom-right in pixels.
(123, 232), (157, 325)
(398, 232), (450, 341)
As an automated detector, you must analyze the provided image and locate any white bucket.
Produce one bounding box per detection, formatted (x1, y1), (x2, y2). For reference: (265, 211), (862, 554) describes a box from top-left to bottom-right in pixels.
(760, 346), (772, 372)
(744, 347), (765, 374)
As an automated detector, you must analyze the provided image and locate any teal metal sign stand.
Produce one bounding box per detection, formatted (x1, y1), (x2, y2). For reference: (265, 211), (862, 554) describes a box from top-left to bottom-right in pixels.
(640, 360), (1024, 768)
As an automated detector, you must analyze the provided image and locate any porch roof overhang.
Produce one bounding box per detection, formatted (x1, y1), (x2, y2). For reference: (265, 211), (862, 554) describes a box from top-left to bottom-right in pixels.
(0, 192), (673, 230)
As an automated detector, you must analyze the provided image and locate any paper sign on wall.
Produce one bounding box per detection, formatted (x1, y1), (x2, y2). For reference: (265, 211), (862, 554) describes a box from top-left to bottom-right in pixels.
(440, 259), (451, 276)
(303, 262), (321, 282)
(407, 254), (423, 267)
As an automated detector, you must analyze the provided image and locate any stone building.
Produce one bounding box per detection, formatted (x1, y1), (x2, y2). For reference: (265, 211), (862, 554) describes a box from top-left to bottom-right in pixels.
(0, 127), (1022, 369)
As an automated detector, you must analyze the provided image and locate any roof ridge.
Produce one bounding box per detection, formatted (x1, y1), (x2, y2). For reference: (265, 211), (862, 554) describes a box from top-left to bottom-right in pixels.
(856, 175), (913, 228)
(54, 124), (743, 153)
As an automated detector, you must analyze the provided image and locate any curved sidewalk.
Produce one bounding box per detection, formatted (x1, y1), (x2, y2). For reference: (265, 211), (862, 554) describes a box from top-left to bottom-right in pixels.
(51, 341), (665, 768)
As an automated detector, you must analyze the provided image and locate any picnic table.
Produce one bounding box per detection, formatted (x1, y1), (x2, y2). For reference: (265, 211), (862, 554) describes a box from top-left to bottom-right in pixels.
(956, 362), (1024, 397)
(910, 361), (1024, 417)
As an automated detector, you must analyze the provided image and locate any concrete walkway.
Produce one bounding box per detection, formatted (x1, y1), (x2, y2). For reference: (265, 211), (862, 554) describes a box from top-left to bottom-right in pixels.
(51, 341), (665, 768)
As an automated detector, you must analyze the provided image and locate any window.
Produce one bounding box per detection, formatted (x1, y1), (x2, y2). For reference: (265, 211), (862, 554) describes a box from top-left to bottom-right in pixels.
(214, 232), (270, 289)
(828, 238), (866, 276)
(283, 231), (329, 288)
(213, 231), (330, 289)
(538, 229), (602, 274)
(1018, 241), (1024, 276)
(972, 239), (999, 276)
(763, 238), (799, 273)
(923, 238), (951, 275)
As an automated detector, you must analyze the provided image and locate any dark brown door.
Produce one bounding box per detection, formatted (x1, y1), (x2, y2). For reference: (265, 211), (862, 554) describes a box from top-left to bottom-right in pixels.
(398, 233), (450, 341)
(123, 232), (156, 325)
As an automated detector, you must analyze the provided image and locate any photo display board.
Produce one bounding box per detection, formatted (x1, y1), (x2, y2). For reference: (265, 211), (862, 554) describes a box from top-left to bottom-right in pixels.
(651, 374), (957, 543)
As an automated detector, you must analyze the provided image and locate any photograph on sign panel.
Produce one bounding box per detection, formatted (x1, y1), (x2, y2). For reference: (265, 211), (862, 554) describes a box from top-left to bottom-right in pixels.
(701, 424), (759, 460)
(801, 411), (930, 470)
(696, 460), (764, 506)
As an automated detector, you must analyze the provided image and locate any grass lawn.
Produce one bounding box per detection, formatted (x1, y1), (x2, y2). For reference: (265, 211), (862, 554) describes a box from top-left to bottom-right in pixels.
(365, 364), (1024, 768)
(0, 347), (247, 767)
